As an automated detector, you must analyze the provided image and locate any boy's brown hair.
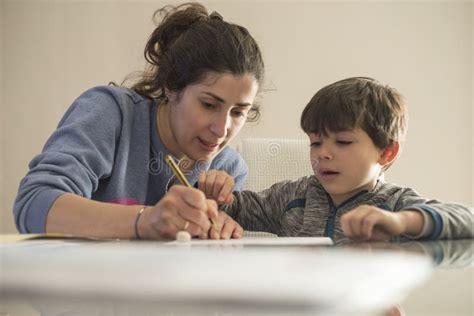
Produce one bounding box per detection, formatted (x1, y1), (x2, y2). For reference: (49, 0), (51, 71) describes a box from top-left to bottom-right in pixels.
(300, 77), (408, 150)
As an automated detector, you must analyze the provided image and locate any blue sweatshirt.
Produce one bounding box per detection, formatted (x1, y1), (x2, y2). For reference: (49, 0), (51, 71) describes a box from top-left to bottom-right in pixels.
(14, 86), (248, 233)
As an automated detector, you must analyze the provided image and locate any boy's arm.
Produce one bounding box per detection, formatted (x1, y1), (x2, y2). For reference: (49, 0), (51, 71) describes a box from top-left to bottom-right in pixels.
(395, 188), (473, 240)
(341, 187), (473, 241)
(341, 205), (425, 241)
(225, 180), (303, 235)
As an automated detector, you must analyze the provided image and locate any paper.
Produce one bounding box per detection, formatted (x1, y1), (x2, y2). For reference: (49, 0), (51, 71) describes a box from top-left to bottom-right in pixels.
(242, 230), (277, 237)
(0, 234), (74, 243)
(167, 236), (333, 246)
(0, 233), (115, 242)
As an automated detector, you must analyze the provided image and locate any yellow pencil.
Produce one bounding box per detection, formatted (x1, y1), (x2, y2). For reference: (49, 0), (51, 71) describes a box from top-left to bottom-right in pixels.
(164, 155), (217, 230)
(165, 154), (192, 187)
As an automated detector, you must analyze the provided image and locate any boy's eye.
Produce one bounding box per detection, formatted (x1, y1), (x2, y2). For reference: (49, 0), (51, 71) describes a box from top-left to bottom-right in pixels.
(336, 140), (352, 145)
(310, 142), (321, 147)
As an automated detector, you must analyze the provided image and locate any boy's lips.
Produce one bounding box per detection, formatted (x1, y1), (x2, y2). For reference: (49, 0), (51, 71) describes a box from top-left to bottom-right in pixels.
(318, 168), (339, 175)
(318, 168), (340, 181)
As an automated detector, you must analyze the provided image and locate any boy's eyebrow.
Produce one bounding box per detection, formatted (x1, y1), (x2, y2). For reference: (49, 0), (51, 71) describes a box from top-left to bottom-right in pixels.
(335, 129), (356, 134)
(202, 92), (252, 107)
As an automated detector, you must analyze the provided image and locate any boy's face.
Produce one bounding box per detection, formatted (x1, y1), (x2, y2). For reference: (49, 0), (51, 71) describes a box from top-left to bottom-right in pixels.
(308, 128), (386, 206)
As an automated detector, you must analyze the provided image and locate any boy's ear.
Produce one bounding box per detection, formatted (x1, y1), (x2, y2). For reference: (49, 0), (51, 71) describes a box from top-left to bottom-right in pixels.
(378, 142), (400, 167)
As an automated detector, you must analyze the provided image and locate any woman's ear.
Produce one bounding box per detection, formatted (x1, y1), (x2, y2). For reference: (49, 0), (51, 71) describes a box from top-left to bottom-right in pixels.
(164, 87), (177, 103)
(378, 142), (400, 167)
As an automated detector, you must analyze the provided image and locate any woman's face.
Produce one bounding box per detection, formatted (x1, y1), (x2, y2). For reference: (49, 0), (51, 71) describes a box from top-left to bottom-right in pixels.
(167, 73), (259, 162)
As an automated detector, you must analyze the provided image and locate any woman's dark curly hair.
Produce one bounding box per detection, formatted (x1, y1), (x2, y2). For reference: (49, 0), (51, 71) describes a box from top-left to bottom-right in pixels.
(127, 2), (265, 122)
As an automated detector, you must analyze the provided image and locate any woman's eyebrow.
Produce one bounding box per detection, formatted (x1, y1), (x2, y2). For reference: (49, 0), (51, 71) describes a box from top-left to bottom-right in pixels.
(202, 92), (252, 107)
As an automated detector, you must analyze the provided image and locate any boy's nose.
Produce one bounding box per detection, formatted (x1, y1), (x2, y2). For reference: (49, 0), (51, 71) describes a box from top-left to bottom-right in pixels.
(318, 145), (333, 160)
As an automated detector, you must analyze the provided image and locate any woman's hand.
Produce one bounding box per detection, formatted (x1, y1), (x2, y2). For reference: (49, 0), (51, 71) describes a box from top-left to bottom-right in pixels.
(209, 211), (244, 240)
(340, 205), (424, 241)
(198, 170), (235, 204)
(138, 185), (219, 240)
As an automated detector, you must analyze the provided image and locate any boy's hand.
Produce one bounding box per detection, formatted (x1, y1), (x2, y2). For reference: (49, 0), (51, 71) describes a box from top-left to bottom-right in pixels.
(198, 170), (235, 205)
(209, 211), (244, 240)
(340, 205), (424, 241)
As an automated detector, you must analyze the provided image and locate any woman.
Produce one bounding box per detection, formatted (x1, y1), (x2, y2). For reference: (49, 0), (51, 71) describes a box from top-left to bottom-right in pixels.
(13, 3), (264, 240)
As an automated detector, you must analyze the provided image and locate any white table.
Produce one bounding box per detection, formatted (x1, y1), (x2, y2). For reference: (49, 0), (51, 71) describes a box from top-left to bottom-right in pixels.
(0, 237), (471, 316)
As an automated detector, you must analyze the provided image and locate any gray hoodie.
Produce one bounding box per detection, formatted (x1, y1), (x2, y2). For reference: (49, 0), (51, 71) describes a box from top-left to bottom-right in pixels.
(14, 86), (248, 233)
(227, 176), (473, 242)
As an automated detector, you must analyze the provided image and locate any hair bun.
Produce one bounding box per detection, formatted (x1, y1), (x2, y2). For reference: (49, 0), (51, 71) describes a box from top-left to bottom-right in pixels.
(209, 11), (223, 21)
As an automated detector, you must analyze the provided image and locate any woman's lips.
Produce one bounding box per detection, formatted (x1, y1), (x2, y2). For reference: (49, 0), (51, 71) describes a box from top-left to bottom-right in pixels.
(198, 137), (219, 152)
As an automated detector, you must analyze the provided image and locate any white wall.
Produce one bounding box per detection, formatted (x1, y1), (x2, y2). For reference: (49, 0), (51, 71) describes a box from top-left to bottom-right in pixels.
(0, 1), (4, 234)
(472, 2), (474, 212)
(1, 0), (472, 235)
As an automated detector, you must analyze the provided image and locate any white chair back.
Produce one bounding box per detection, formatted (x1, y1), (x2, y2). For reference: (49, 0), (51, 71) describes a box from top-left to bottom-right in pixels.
(236, 138), (313, 191)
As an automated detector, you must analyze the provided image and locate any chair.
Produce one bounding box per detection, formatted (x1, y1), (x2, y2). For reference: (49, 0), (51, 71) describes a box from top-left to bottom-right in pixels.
(236, 138), (313, 191)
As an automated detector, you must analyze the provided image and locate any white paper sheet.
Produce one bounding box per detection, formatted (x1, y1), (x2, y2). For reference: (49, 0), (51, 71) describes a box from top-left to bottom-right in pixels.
(166, 236), (333, 246)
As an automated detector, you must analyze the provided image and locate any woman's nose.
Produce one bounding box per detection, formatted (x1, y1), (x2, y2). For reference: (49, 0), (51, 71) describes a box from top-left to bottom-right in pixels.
(210, 113), (231, 138)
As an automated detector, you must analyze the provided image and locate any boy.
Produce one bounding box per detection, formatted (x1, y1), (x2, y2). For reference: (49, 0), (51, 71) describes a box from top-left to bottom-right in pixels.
(200, 77), (473, 241)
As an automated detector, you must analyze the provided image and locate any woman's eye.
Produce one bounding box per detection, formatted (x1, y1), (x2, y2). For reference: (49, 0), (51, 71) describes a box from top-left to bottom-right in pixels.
(201, 101), (216, 110)
(231, 110), (246, 118)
